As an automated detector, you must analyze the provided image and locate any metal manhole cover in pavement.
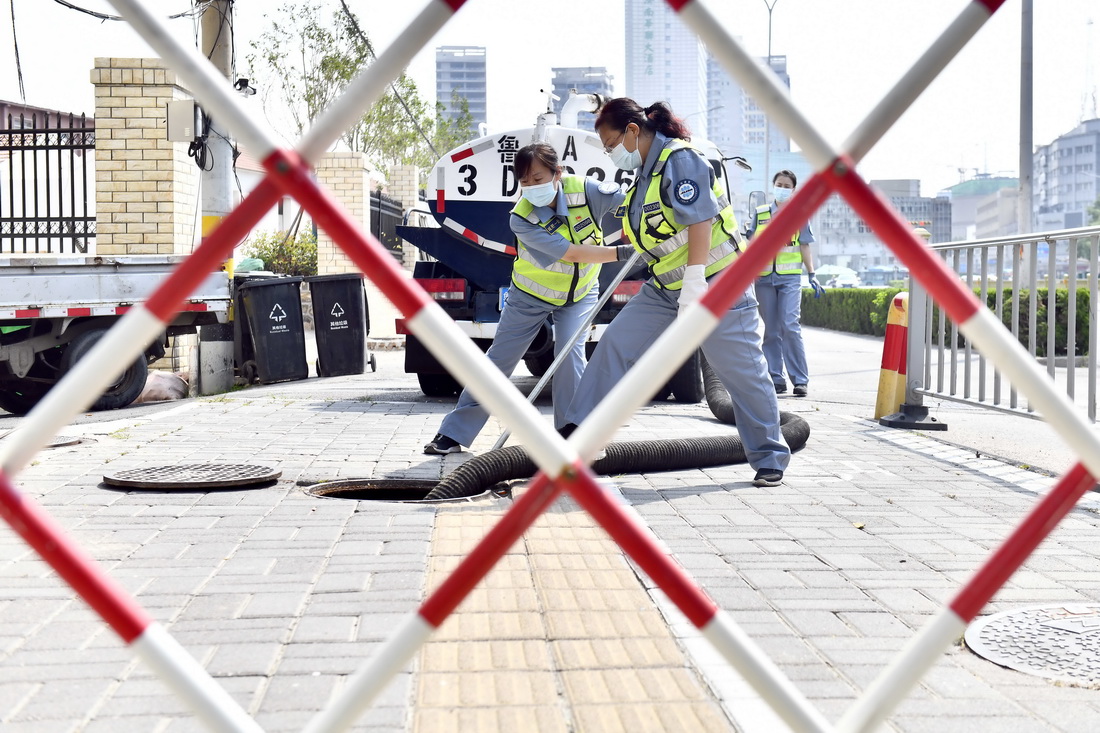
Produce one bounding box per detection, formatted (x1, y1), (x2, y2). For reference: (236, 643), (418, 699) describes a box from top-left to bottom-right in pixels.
(103, 464), (281, 489)
(965, 604), (1100, 685)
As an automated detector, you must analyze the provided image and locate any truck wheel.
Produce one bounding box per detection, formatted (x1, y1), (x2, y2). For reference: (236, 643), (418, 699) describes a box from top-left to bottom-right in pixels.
(664, 350), (704, 404)
(418, 373), (461, 397)
(524, 350), (555, 377)
(0, 381), (49, 415)
(60, 329), (148, 411)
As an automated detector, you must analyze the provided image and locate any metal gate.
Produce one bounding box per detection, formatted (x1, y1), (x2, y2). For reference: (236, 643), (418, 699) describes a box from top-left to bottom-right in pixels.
(369, 189), (403, 263)
(0, 112), (96, 255)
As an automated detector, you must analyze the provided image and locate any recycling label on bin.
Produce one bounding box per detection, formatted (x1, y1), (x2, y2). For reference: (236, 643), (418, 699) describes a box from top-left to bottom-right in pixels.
(268, 303), (290, 333)
(328, 303), (349, 330)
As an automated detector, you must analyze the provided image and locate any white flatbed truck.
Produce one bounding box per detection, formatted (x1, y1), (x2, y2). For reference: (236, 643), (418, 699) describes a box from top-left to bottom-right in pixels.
(0, 255), (231, 414)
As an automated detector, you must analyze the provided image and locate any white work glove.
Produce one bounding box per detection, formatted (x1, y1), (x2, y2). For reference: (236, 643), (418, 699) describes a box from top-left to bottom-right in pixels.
(678, 264), (708, 317)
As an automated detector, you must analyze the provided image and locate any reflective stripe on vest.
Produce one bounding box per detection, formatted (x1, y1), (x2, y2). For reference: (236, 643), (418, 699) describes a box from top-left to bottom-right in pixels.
(621, 140), (742, 290)
(510, 176), (603, 305)
(753, 205), (803, 275)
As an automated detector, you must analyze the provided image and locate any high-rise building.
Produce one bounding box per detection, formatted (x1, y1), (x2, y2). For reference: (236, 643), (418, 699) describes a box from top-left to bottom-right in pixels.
(1034, 118), (1100, 231)
(550, 67), (615, 131)
(435, 46), (487, 132)
(625, 0), (708, 139)
(706, 53), (795, 194)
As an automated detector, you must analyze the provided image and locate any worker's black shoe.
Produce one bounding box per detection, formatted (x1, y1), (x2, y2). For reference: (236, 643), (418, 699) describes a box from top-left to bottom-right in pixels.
(774, 382), (787, 394)
(424, 433), (462, 455)
(557, 423), (578, 439)
(793, 384), (808, 397)
(752, 469), (784, 487)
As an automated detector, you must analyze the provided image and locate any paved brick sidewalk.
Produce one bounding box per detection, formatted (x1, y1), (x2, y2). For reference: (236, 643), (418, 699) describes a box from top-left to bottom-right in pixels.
(2, 341), (1099, 732)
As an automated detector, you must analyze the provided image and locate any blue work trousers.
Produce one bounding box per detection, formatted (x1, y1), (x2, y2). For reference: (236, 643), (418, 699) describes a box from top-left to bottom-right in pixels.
(438, 286), (598, 447)
(756, 271), (809, 387)
(564, 281), (790, 473)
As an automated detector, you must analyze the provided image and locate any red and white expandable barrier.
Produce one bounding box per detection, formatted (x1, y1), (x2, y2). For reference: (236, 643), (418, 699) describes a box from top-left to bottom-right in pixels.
(7, 1), (1099, 732)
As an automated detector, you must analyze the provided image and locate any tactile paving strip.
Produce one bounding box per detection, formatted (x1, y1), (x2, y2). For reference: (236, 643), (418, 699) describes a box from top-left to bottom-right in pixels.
(965, 604), (1100, 685)
(103, 463), (280, 489)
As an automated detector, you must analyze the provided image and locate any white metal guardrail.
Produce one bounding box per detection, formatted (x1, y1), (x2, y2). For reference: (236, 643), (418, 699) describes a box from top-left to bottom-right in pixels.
(908, 225), (1100, 422)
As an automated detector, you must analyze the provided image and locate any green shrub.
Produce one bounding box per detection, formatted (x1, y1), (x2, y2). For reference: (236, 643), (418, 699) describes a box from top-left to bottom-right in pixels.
(242, 229), (318, 277)
(801, 286), (1092, 356)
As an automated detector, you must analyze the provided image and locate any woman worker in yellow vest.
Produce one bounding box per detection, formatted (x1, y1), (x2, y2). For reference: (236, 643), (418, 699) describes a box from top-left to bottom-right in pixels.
(560, 98), (790, 487)
(750, 170), (825, 397)
(424, 142), (629, 454)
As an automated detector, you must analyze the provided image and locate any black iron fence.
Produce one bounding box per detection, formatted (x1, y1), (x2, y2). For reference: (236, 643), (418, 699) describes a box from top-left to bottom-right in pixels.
(370, 189), (404, 263)
(1, 113), (95, 255)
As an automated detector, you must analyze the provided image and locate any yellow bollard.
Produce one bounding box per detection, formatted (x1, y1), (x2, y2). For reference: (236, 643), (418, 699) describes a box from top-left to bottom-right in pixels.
(874, 292), (909, 419)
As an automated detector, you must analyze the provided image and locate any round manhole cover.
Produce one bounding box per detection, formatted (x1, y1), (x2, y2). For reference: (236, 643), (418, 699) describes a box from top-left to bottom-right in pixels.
(103, 464), (281, 489)
(965, 604), (1100, 685)
(304, 478), (501, 503)
(0, 432), (84, 449)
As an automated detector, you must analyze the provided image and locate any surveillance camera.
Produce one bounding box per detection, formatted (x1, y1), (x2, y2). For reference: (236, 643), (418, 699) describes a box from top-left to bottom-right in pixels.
(234, 78), (257, 97)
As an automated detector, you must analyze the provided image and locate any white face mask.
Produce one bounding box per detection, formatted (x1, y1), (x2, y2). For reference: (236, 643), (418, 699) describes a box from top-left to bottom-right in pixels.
(522, 180), (558, 207)
(772, 185), (794, 203)
(609, 141), (643, 171)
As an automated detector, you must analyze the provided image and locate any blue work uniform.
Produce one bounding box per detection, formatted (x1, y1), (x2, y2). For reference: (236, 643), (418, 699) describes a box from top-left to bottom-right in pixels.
(750, 202), (816, 388)
(436, 177), (625, 446)
(564, 131), (790, 474)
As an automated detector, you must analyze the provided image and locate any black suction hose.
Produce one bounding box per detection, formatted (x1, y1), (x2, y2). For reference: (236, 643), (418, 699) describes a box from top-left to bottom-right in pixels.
(424, 356), (810, 500)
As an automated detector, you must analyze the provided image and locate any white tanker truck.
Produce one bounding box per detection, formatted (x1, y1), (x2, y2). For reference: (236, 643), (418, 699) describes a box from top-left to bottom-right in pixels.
(395, 93), (745, 402)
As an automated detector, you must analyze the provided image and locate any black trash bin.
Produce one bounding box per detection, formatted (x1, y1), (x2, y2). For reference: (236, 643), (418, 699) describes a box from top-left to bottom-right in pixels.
(306, 273), (369, 377)
(232, 272), (276, 383)
(237, 276), (308, 384)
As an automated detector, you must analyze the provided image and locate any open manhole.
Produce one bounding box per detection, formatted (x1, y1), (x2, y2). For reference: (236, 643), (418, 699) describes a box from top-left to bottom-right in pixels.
(103, 464), (281, 490)
(965, 604), (1100, 685)
(303, 478), (505, 503)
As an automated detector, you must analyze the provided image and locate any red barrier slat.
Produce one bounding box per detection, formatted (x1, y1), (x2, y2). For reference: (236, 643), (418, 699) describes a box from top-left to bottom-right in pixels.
(260, 150), (433, 318)
(67, 308), (91, 317)
(566, 466), (719, 628)
(420, 473), (565, 626)
(951, 463), (1097, 621)
(824, 158), (981, 325)
(0, 471), (151, 643)
(15, 309), (39, 318)
(145, 179), (283, 321)
(700, 174), (833, 318)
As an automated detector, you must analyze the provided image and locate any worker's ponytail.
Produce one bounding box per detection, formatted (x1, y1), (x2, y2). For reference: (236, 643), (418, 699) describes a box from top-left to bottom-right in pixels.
(595, 97), (692, 141)
(642, 102), (691, 141)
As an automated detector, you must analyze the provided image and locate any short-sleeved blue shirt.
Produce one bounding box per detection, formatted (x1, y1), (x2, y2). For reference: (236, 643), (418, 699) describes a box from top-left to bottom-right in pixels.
(747, 201), (815, 245)
(626, 131), (720, 238)
(509, 177), (626, 269)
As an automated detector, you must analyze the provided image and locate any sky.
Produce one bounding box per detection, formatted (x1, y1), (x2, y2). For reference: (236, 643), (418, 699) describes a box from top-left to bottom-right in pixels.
(2, 0), (1097, 196)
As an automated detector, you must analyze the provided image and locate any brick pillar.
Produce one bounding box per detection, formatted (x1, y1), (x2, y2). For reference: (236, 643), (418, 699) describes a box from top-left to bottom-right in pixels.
(91, 58), (198, 256)
(314, 152), (406, 343)
(388, 164), (421, 271)
(91, 57), (200, 374)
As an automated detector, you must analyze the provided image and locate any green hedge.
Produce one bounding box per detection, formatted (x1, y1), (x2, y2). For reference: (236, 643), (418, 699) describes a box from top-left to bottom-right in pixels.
(800, 287), (1093, 356)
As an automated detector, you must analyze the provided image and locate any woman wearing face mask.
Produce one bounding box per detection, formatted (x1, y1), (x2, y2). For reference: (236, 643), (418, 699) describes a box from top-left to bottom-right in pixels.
(560, 97), (790, 488)
(424, 142), (629, 455)
(750, 170), (824, 397)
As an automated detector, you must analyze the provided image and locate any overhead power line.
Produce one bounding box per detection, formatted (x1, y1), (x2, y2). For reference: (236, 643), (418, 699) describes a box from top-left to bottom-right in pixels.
(50, 0), (213, 22)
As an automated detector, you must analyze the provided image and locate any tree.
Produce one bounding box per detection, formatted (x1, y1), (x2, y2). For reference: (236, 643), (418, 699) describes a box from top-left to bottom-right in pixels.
(247, 1), (473, 178)
(246, 2), (367, 140)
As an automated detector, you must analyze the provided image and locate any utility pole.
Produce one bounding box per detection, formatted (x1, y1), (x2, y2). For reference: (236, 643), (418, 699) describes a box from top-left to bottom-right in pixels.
(197, 0), (236, 396)
(1018, 0), (1033, 236)
(762, 0), (779, 192)
(201, 1), (236, 247)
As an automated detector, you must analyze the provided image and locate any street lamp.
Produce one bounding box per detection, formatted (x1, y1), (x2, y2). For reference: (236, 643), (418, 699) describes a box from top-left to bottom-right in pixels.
(762, 0), (780, 191)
